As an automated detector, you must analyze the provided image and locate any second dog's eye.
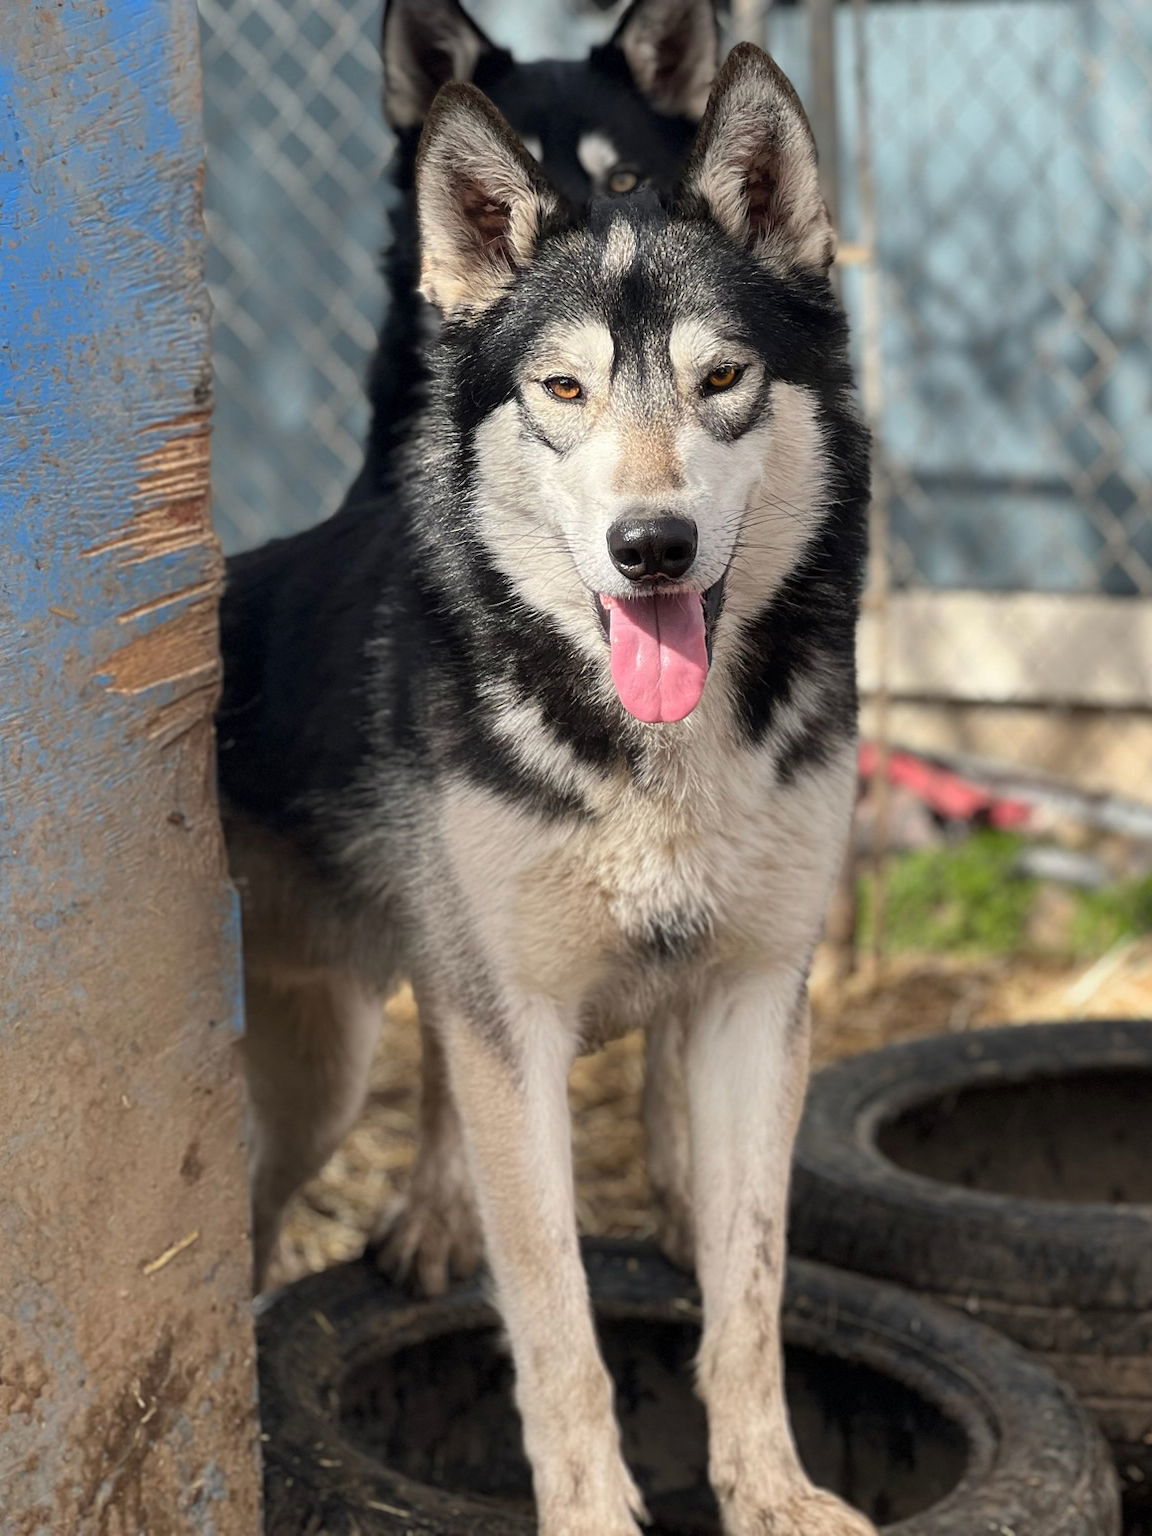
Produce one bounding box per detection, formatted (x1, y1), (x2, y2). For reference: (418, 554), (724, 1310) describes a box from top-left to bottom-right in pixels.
(703, 363), (744, 394)
(608, 168), (639, 194)
(543, 376), (583, 401)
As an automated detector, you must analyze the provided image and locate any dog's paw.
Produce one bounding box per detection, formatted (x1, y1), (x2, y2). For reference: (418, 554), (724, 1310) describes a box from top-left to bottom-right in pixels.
(722, 1486), (876, 1536)
(368, 1183), (483, 1296)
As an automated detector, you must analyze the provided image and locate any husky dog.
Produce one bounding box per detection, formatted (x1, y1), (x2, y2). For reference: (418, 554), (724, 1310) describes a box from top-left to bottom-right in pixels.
(357, 0), (719, 486)
(219, 41), (871, 1536)
(360, 0), (722, 1281)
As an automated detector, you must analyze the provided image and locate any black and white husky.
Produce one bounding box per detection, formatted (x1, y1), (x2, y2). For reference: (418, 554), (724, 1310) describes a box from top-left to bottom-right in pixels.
(219, 43), (871, 1536)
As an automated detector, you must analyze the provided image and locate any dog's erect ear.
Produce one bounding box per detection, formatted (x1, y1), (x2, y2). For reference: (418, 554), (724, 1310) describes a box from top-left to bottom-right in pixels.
(381, 0), (504, 131)
(416, 84), (563, 316)
(607, 0), (718, 120)
(680, 43), (834, 274)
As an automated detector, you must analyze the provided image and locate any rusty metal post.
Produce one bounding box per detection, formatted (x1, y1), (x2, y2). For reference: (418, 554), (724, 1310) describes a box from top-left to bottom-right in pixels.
(730, 0), (772, 47)
(1, 3), (261, 1531)
(847, 0), (894, 966)
(807, 0), (842, 232)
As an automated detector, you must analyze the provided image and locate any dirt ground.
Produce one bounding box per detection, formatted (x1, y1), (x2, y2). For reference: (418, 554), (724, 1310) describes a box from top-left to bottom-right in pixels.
(273, 936), (1152, 1285)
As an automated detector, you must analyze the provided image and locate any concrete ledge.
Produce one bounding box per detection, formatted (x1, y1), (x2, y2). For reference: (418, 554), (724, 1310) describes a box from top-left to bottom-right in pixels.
(860, 591), (1152, 710)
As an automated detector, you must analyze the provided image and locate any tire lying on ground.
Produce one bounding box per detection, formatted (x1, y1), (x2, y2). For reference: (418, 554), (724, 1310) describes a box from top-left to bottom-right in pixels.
(791, 1018), (1152, 1526)
(258, 1238), (1117, 1535)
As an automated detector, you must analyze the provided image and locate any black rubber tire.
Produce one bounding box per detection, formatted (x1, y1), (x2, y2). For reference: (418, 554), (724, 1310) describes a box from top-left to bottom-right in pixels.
(258, 1238), (1117, 1535)
(790, 1019), (1152, 1520)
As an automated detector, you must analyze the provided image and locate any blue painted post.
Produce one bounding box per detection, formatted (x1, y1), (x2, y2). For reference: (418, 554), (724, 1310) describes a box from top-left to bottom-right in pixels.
(1, 3), (260, 1529)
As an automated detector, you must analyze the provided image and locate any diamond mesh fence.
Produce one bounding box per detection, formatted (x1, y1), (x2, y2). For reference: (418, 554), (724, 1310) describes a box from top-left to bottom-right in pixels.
(200, 0), (1152, 801)
(198, 0), (390, 551)
(847, 0), (1152, 600)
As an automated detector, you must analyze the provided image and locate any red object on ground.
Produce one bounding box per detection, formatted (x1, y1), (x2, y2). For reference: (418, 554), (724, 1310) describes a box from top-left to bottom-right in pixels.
(858, 742), (1032, 829)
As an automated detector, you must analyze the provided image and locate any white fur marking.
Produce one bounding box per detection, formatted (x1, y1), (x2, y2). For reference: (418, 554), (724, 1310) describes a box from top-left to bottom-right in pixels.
(577, 131), (619, 182)
(601, 219), (639, 279)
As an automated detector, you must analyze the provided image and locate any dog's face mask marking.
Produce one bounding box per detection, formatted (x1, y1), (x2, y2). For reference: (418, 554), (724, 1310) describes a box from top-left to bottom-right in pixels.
(416, 48), (837, 725)
(500, 309), (773, 724)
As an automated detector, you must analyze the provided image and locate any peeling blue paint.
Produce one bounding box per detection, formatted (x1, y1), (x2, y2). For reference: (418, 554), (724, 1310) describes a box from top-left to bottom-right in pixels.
(1, 2), (216, 972)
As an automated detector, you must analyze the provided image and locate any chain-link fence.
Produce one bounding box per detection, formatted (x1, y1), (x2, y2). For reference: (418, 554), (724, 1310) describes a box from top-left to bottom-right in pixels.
(831, 0), (1152, 600)
(200, 0), (1152, 800)
(199, 0), (389, 551)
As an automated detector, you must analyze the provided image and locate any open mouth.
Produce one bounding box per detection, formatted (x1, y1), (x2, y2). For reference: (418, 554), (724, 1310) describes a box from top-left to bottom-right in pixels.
(593, 576), (727, 725)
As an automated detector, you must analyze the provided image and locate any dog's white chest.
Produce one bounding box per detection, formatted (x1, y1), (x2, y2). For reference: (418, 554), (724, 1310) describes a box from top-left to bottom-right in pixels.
(437, 738), (805, 1011)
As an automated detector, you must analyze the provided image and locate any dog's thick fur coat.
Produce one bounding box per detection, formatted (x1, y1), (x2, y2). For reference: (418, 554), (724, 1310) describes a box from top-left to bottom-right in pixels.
(219, 41), (872, 1536)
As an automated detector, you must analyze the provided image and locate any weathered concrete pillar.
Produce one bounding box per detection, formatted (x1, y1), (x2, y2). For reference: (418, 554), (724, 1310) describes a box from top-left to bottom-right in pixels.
(1, 3), (261, 1530)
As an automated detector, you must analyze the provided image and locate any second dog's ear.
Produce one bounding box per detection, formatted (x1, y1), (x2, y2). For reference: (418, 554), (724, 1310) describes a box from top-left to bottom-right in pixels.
(680, 43), (835, 274)
(416, 84), (563, 316)
(381, 0), (505, 131)
(607, 0), (718, 120)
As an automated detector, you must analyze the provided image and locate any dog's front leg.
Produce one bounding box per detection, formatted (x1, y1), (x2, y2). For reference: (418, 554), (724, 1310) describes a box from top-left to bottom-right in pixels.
(371, 1015), (484, 1294)
(432, 986), (646, 1536)
(687, 971), (876, 1536)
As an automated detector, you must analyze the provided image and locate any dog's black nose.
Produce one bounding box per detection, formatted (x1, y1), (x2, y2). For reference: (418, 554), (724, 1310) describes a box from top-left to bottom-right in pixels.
(607, 516), (698, 582)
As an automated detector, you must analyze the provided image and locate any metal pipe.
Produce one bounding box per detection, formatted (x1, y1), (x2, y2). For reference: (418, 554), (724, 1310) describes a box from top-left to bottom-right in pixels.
(808, 0), (841, 230)
(730, 0), (772, 48)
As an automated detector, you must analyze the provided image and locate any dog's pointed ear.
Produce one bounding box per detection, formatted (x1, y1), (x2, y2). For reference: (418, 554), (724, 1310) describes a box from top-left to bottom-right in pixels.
(607, 0), (718, 120)
(381, 0), (506, 131)
(680, 43), (835, 274)
(416, 84), (563, 316)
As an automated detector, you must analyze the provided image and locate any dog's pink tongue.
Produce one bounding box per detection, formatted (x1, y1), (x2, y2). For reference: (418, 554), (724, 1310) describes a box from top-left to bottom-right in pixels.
(603, 592), (708, 723)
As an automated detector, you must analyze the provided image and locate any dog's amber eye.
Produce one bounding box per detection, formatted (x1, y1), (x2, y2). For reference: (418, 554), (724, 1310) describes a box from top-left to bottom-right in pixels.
(543, 376), (583, 401)
(608, 168), (639, 195)
(703, 364), (743, 393)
